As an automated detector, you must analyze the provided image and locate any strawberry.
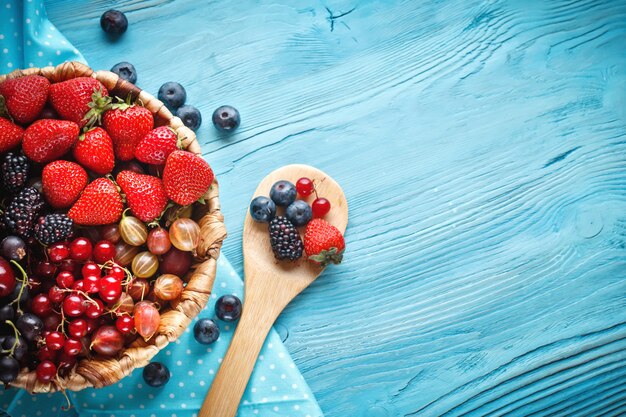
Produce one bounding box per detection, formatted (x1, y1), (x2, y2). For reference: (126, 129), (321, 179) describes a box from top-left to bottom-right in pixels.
(0, 118), (24, 153)
(103, 100), (153, 161)
(134, 126), (181, 165)
(73, 127), (115, 175)
(162, 150), (214, 206)
(22, 119), (79, 163)
(0, 75), (50, 124)
(42, 161), (88, 209)
(116, 170), (169, 222)
(68, 178), (124, 226)
(304, 219), (345, 266)
(48, 77), (110, 128)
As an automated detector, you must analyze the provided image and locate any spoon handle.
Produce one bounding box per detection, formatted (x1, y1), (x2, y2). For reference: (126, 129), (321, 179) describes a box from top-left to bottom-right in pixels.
(199, 299), (277, 417)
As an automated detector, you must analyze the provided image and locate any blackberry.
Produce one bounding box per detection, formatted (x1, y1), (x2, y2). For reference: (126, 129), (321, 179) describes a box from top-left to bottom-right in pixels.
(3, 187), (45, 238)
(34, 214), (73, 245)
(1, 152), (29, 194)
(269, 216), (303, 261)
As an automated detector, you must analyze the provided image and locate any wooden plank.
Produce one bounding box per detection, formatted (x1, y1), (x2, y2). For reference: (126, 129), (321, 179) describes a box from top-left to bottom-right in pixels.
(46, 0), (626, 415)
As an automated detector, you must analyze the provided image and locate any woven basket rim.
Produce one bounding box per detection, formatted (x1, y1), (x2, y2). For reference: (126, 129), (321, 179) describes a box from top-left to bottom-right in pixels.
(0, 61), (226, 393)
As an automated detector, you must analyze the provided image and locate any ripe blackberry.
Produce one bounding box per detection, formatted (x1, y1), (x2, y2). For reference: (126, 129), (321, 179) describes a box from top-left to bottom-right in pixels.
(3, 187), (45, 238)
(269, 216), (303, 261)
(34, 214), (74, 245)
(1, 152), (30, 194)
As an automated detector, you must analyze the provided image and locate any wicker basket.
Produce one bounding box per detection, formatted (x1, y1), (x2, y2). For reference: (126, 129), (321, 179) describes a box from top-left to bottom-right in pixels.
(0, 61), (227, 393)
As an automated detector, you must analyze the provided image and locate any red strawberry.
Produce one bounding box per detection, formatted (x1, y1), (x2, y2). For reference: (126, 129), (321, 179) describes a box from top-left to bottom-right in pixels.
(68, 178), (124, 226)
(304, 219), (345, 266)
(134, 126), (181, 165)
(0, 75), (50, 124)
(103, 102), (153, 161)
(73, 127), (115, 175)
(42, 161), (88, 209)
(162, 150), (214, 206)
(22, 119), (79, 163)
(116, 171), (169, 222)
(0, 118), (24, 153)
(48, 77), (109, 128)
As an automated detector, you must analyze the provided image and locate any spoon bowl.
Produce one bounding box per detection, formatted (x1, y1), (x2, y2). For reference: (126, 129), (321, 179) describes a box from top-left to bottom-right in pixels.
(200, 164), (348, 417)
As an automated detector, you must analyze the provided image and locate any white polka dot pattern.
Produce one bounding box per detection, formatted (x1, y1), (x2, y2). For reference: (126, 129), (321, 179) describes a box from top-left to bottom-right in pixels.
(0, 0), (84, 71)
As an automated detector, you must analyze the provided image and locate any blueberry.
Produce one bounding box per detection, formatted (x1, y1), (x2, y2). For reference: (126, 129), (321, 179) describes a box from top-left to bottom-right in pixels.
(286, 200), (312, 227)
(110, 62), (137, 84)
(158, 82), (186, 110)
(193, 318), (220, 345)
(0, 355), (19, 384)
(177, 105), (202, 131)
(15, 313), (42, 342)
(215, 295), (242, 322)
(249, 196), (276, 223)
(212, 105), (240, 132)
(2, 335), (27, 361)
(100, 10), (128, 36)
(270, 180), (297, 207)
(0, 305), (13, 323)
(143, 362), (170, 387)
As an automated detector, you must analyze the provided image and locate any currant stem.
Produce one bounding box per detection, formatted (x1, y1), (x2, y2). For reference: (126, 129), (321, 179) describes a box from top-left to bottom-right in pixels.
(4, 320), (21, 355)
(9, 260), (29, 314)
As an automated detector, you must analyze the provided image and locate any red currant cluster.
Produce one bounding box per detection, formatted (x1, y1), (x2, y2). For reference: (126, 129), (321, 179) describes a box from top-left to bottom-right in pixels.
(295, 177), (331, 218)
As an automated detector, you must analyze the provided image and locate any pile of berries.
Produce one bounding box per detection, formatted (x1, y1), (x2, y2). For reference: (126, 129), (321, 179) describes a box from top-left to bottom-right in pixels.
(0, 71), (215, 386)
(250, 177), (345, 266)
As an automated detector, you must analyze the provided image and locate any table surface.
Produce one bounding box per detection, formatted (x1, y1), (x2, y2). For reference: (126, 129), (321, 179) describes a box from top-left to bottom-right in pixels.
(46, 0), (626, 416)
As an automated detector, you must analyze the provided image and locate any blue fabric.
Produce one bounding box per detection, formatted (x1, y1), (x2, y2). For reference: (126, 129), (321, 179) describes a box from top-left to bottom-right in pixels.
(0, 1), (323, 416)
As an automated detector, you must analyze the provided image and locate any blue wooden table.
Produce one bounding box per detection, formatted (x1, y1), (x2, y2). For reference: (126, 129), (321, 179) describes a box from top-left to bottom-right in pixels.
(45, 0), (626, 415)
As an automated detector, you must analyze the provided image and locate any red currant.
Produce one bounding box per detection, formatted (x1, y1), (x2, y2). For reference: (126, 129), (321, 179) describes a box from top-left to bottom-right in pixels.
(37, 345), (57, 362)
(84, 318), (97, 334)
(58, 259), (79, 274)
(48, 285), (65, 303)
(36, 360), (57, 383)
(99, 275), (122, 303)
(296, 177), (314, 196)
(45, 331), (66, 351)
(68, 319), (88, 338)
(312, 197), (331, 218)
(63, 338), (82, 356)
(42, 313), (62, 331)
(108, 264), (126, 280)
(48, 242), (70, 263)
(70, 237), (93, 261)
(115, 315), (134, 334)
(56, 271), (75, 289)
(62, 294), (86, 317)
(36, 261), (57, 278)
(83, 275), (100, 294)
(81, 262), (101, 279)
(71, 280), (86, 292)
(0, 258), (15, 298)
(31, 294), (53, 316)
(93, 240), (116, 264)
(85, 298), (104, 318)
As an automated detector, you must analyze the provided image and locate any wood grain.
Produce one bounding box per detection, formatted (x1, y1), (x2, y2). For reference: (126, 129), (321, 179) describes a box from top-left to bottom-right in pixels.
(201, 165), (347, 417)
(45, 0), (626, 415)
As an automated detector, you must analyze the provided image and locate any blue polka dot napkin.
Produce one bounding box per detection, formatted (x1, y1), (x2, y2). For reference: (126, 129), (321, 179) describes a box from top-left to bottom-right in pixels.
(0, 1), (324, 416)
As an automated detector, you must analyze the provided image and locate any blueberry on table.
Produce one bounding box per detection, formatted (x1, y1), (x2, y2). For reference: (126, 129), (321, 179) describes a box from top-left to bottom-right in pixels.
(270, 180), (297, 207)
(249, 196), (276, 223)
(193, 318), (220, 345)
(286, 200), (313, 227)
(143, 362), (170, 387)
(212, 105), (240, 132)
(215, 295), (242, 322)
(177, 105), (202, 131)
(100, 10), (128, 36)
(158, 82), (187, 110)
(110, 62), (137, 84)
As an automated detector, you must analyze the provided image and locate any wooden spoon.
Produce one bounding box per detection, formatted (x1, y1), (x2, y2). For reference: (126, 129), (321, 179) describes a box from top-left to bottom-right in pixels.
(199, 164), (348, 417)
